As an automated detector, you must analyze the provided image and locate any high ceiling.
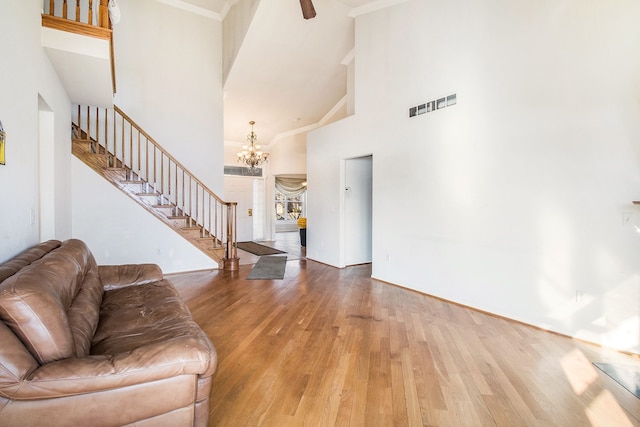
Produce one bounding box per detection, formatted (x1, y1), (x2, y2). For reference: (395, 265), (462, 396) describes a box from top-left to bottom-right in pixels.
(176, 0), (385, 146)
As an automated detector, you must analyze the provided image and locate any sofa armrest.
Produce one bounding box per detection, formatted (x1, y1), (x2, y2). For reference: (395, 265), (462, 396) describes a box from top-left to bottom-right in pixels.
(99, 264), (163, 290)
(0, 335), (216, 400)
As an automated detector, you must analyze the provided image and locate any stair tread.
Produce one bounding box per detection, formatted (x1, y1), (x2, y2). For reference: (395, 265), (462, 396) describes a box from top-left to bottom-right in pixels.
(153, 204), (175, 208)
(168, 215), (188, 219)
(137, 192), (160, 196)
(122, 180), (144, 184)
(206, 247), (226, 253)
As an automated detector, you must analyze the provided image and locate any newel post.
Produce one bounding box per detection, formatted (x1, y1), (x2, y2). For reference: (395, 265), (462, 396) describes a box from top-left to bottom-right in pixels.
(222, 202), (239, 271)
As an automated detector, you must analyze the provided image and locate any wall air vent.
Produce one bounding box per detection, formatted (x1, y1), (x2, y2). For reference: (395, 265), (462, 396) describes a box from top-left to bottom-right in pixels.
(409, 93), (456, 118)
(224, 166), (263, 177)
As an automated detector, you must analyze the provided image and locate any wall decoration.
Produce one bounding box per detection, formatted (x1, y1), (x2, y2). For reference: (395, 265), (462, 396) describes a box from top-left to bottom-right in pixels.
(0, 120), (5, 165)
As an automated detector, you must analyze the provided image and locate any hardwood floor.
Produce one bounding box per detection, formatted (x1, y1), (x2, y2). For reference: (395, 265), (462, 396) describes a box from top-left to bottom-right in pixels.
(169, 233), (640, 426)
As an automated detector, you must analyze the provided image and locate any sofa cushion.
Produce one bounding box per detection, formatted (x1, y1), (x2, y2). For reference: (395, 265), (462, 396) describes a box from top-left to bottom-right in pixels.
(0, 240), (103, 364)
(92, 279), (207, 355)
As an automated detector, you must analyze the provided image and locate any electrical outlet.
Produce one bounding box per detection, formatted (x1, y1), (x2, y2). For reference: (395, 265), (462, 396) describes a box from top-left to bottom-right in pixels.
(622, 212), (633, 226)
(576, 290), (585, 303)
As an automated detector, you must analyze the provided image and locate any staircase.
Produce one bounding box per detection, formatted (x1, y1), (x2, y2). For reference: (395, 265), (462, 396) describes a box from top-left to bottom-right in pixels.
(72, 105), (239, 270)
(42, 1), (237, 269)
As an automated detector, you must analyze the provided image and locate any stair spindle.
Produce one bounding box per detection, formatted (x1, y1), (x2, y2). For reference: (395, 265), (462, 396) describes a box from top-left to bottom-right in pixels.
(210, 197), (213, 238)
(112, 109), (117, 165)
(86, 105), (91, 142)
(182, 170), (186, 219)
(153, 145), (157, 187)
(215, 200), (219, 246)
(120, 115), (125, 169)
(99, 0), (109, 28)
(167, 159), (172, 203)
(189, 176), (192, 227)
(129, 119), (133, 170)
(145, 138), (149, 183)
(174, 162), (178, 206)
(137, 132), (141, 174)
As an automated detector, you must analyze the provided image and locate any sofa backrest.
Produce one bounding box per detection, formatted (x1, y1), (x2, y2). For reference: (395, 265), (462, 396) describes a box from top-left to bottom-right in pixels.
(0, 240), (61, 283)
(0, 239), (103, 365)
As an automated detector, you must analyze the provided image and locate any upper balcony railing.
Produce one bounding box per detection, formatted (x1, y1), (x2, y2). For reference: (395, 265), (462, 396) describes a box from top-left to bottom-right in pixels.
(44, 0), (111, 29)
(42, 0), (116, 96)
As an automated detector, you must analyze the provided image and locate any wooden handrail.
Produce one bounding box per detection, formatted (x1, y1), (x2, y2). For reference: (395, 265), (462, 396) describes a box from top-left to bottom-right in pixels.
(42, 14), (111, 40)
(113, 106), (228, 207)
(73, 105), (238, 266)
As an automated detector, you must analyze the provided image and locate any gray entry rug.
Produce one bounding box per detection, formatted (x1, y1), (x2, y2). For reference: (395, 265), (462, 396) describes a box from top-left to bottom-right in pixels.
(593, 362), (640, 399)
(237, 241), (286, 256)
(247, 255), (287, 280)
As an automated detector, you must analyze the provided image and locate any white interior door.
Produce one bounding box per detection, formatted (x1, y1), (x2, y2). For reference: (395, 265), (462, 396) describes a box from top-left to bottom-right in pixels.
(224, 176), (254, 242)
(345, 156), (372, 265)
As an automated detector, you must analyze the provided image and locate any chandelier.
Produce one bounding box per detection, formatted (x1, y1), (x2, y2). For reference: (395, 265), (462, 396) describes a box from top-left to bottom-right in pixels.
(237, 121), (269, 172)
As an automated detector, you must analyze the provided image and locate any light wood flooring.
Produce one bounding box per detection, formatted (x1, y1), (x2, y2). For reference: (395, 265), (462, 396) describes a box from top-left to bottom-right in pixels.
(168, 232), (640, 426)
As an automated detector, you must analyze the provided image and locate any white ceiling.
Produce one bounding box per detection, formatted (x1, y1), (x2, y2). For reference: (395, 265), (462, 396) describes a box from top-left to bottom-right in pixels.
(175, 0), (385, 146)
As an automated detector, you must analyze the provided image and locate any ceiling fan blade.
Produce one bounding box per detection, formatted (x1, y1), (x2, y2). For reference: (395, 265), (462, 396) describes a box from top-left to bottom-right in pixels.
(299, 0), (316, 19)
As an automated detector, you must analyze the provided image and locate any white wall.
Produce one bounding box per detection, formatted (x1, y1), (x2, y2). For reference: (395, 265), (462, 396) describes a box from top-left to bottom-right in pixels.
(308, 0), (640, 353)
(0, 0), (72, 262)
(113, 0), (224, 195)
(222, 0), (260, 83)
(269, 133), (306, 175)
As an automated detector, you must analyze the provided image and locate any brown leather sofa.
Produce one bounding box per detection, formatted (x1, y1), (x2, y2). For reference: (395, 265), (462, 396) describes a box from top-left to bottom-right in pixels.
(0, 239), (217, 426)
